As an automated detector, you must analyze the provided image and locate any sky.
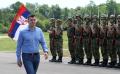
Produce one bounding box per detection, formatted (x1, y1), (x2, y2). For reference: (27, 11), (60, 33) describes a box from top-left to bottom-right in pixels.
(0, 0), (120, 9)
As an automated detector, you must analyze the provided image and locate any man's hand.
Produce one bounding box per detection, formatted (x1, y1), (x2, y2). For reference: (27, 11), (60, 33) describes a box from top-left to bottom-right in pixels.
(17, 59), (22, 67)
(44, 52), (48, 60)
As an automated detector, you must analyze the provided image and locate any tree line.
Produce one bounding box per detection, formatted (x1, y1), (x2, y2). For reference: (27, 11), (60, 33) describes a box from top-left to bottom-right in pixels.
(0, 0), (120, 33)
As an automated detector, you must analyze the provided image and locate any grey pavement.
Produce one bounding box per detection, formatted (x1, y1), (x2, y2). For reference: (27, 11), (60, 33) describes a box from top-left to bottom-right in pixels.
(0, 52), (120, 74)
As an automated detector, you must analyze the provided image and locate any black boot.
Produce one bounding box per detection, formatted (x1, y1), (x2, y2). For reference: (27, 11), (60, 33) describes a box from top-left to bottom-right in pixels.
(76, 58), (83, 64)
(116, 63), (120, 68)
(84, 58), (91, 65)
(108, 61), (117, 68)
(78, 58), (84, 64)
(49, 56), (56, 62)
(91, 59), (99, 66)
(100, 59), (108, 67)
(56, 56), (62, 63)
(116, 58), (120, 68)
(68, 58), (76, 64)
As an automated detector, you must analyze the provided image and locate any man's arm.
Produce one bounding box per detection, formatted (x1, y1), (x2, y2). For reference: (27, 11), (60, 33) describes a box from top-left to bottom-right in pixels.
(39, 29), (48, 59)
(16, 31), (23, 66)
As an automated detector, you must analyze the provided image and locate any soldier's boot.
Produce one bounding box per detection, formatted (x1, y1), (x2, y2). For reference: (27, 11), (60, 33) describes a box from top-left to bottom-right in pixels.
(56, 56), (62, 63)
(91, 59), (99, 66)
(84, 58), (91, 65)
(116, 63), (120, 68)
(116, 58), (120, 68)
(76, 58), (83, 64)
(68, 58), (76, 64)
(49, 56), (56, 62)
(108, 61), (117, 68)
(116, 62), (120, 68)
(79, 58), (84, 64)
(100, 59), (108, 67)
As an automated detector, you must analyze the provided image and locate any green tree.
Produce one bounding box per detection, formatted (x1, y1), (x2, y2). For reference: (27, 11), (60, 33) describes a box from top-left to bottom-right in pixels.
(106, 0), (118, 16)
(50, 5), (61, 19)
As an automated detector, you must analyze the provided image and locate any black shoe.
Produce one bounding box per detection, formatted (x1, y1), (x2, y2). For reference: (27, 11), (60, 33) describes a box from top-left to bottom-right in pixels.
(49, 59), (56, 62)
(108, 61), (116, 68)
(56, 59), (62, 63)
(117, 63), (120, 66)
(115, 63), (120, 68)
(100, 62), (107, 67)
(91, 62), (99, 66)
(91, 59), (99, 66)
(49, 56), (56, 62)
(56, 56), (62, 63)
(75, 60), (83, 64)
(83, 59), (91, 65)
(84, 61), (91, 65)
(99, 59), (108, 67)
(76, 58), (83, 64)
(68, 60), (76, 64)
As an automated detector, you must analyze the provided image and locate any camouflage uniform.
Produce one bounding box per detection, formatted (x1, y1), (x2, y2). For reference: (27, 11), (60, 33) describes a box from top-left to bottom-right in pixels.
(99, 15), (109, 66)
(48, 18), (57, 62)
(54, 19), (63, 62)
(115, 15), (120, 67)
(83, 16), (92, 65)
(67, 18), (76, 64)
(74, 16), (84, 64)
(107, 15), (117, 67)
(91, 15), (100, 66)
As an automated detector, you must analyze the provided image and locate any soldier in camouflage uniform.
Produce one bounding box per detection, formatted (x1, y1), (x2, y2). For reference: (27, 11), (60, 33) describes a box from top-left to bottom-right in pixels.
(91, 15), (100, 66)
(99, 15), (109, 67)
(54, 19), (63, 62)
(48, 18), (57, 62)
(107, 15), (117, 67)
(67, 18), (76, 64)
(115, 15), (120, 67)
(74, 15), (84, 64)
(83, 15), (92, 65)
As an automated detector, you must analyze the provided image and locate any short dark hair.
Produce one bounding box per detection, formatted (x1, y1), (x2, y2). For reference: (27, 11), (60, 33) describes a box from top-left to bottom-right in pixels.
(28, 14), (35, 19)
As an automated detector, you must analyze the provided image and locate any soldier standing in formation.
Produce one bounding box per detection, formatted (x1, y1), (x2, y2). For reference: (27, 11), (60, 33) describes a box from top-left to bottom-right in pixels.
(115, 15), (120, 67)
(74, 15), (84, 64)
(48, 18), (63, 62)
(67, 18), (76, 64)
(99, 15), (109, 67)
(48, 18), (57, 62)
(83, 16), (92, 65)
(91, 15), (100, 66)
(107, 15), (117, 67)
(54, 19), (63, 62)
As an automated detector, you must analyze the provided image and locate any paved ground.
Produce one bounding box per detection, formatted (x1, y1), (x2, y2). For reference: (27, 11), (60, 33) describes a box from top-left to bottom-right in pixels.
(0, 52), (120, 74)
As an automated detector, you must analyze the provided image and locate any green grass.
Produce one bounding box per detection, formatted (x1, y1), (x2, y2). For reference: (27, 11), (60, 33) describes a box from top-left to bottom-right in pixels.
(0, 31), (68, 51)
(0, 38), (16, 51)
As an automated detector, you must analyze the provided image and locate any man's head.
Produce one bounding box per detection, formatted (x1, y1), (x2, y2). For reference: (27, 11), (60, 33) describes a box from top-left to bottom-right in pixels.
(73, 19), (78, 24)
(67, 17), (72, 24)
(56, 19), (62, 26)
(50, 18), (55, 25)
(101, 14), (108, 26)
(92, 15), (98, 22)
(117, 15), (120, 24)
(109, 15), (115, 24)
(84, 15), (91, 24)
(67, 17), (73, 27)
(28, 14), (37, 28)
(75, 15), (82, 20)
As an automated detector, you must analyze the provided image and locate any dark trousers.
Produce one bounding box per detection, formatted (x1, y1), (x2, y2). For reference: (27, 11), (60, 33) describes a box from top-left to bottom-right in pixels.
(22, 53), (40, 74)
